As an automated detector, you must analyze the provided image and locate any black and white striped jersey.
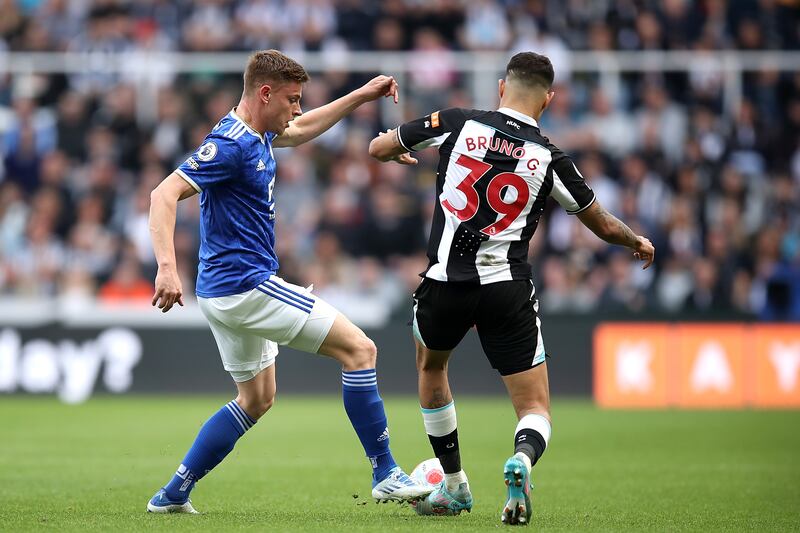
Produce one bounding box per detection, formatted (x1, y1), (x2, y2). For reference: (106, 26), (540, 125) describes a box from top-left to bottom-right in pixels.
(397, 107), (595, 284)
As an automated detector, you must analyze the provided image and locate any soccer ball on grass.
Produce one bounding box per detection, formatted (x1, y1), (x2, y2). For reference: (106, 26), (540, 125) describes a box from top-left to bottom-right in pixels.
(410, 457), (445, 489)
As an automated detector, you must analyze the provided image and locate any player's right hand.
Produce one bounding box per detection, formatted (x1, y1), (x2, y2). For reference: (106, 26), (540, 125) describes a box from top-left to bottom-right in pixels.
(152, 267), (184, 313)
(632, 236), (655, 270)
(359, 75), (399, 103)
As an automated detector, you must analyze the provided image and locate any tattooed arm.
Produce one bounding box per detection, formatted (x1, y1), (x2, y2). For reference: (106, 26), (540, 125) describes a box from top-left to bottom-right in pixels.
(577, 200), (655, 269)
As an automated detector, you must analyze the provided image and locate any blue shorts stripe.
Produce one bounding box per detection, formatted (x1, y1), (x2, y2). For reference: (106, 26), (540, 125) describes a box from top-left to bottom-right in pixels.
(263, 279), (315, 305)
(256, 284), (314, 312)
(255, 286), (312, 313)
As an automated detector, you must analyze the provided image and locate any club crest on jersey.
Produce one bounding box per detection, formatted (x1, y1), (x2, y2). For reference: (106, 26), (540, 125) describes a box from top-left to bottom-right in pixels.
(196, 141), (218, 161)
(256, 159), (266, 171)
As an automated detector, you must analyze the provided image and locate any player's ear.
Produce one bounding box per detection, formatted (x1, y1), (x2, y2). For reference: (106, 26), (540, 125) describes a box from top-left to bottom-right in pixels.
(498, 78), (505, 99)
(259, 84), (272, 105)
(542, 90), (555, 112)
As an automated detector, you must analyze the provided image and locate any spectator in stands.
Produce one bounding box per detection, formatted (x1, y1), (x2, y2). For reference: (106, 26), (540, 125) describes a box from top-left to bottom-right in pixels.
(0, 0), (796, 322)
(98, 257), (154, 305)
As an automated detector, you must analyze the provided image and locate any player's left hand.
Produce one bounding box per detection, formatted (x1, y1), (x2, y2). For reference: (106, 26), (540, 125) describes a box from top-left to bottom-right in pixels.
(377, 130), (418, 164)
(360, 75), (399, 104)
(392, 153), (418, 165)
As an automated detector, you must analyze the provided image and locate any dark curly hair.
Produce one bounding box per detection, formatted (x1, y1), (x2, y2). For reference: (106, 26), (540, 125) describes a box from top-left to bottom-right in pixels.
(506, 52), (554, 89)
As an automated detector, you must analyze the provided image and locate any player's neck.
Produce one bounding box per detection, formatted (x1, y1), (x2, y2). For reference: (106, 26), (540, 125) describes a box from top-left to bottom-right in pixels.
(498, 99), (543, 122)
(234, 99), (266, 136)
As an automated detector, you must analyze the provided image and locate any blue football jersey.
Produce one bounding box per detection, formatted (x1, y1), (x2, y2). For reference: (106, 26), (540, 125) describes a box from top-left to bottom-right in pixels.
(176, 109), (279, 298)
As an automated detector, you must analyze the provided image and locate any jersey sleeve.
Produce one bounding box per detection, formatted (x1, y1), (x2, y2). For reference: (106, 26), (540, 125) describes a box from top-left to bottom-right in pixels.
(549, 151), (596, 215)
(396, 108), (465, 151)
(175, 135), (242, 192)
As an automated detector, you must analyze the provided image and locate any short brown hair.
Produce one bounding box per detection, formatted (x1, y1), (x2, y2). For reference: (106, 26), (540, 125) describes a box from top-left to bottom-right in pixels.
(243, 50), (309, 94)
(506, 52), (554, 90)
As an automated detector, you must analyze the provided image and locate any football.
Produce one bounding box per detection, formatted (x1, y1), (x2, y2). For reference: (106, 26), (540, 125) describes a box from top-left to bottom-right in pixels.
(411, 458), (445, 489)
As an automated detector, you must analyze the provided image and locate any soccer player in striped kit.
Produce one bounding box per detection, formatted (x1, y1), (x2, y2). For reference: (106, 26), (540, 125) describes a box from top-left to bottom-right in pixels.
(369, 52), (655, 524)
(146, 50), (431, 514)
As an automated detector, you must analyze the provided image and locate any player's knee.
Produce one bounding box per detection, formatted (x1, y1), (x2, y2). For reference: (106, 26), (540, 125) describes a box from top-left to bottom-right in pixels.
(344, 335), (377, 370)
(257, 395), (275, 417)
(238, 393), (275, 420)
(416, 350), (446, 372)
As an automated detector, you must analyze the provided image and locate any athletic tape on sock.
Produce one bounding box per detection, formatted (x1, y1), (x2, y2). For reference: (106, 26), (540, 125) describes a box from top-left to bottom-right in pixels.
(515, 413), (551, 445)
(514, 413), (551, 466)
(421, 401), (457, 437)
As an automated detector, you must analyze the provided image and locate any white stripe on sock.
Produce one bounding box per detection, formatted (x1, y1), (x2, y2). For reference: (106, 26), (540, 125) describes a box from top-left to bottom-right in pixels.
(342, 377), (378, 383)
(225, 403), (249, 432)
(228, 401), (253, 428)
(342, 371), (376, 378)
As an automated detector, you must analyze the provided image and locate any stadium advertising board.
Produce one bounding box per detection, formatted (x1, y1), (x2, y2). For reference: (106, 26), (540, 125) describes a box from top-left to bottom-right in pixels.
(594, 324), (800, 408)
(0, 320), (517, 402)
(0, 327), (142, 404)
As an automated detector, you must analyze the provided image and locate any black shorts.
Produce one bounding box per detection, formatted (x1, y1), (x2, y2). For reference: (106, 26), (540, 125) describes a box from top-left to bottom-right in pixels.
(411, 278), (547, 376)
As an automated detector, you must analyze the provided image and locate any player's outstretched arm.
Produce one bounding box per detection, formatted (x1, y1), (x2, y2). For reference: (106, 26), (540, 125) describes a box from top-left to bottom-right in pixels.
(149, 173), (197, 312)
(368, 129), (418, 165)
(273, 75), (399, 148)
(576, 200), (655, 269)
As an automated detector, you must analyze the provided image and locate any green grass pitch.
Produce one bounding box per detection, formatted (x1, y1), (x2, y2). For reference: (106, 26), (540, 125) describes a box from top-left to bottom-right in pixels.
(1, 396), (798, 532)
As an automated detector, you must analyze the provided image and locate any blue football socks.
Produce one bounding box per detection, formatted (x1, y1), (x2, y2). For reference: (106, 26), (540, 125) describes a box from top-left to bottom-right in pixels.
(163, 400), (256, 502)
(341, 369), (397, 483)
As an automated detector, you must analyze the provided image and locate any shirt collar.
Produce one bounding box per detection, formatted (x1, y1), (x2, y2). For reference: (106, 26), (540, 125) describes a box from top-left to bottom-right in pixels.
(497, 107), (538, 127)
(230, 108), (265, 143)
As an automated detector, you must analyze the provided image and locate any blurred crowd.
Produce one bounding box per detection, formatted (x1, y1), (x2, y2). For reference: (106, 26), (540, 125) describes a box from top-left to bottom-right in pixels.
(0, 0), (799, 322)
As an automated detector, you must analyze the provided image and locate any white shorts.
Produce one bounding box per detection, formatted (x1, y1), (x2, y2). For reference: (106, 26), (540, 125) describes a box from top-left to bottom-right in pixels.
(198, 275), (338, 382)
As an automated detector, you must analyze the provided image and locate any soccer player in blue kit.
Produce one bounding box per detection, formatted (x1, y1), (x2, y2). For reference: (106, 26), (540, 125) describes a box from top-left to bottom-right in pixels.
(146, 50), (431, 513)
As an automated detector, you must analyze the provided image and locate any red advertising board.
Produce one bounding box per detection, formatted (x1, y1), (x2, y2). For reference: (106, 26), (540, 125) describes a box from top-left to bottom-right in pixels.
(594, 323), (800, 408)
